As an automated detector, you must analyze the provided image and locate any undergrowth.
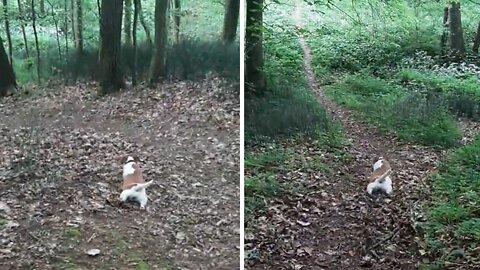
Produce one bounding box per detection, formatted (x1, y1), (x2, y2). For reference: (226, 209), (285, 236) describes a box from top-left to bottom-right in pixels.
(422, 136), (480, 268)
(324, 73), (461, 147)
(245, 14), (348, 223)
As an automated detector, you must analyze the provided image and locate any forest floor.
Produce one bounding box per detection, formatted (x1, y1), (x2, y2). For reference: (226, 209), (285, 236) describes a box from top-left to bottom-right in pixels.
(0, 77), (239, 270)
(245, 3), (480, 270)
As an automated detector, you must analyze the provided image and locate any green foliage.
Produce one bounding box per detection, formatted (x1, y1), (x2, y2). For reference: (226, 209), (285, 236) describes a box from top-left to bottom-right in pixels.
(246, 27), (332, 141)
(423, 137), (480, 265)
(324, 73), (461, 147)
(397, 68), (480, 120)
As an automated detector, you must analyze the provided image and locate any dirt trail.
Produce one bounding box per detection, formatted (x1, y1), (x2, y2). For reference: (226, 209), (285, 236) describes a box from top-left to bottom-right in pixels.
(0, 78), (239, 270)
(288, 3), (441, 269)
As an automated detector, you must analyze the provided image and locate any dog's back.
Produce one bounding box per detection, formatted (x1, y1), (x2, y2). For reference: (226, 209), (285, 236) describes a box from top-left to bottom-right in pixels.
(121, 157), (145, 190)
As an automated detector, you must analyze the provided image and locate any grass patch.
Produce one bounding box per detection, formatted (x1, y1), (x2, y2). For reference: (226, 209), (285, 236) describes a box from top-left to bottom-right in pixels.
(134, 259), (151, 270)
(0, 218), (8, 225)
(396, 68), (480, 120)
(245, 3), (348, 224)
(245, 26), (333, 141)
(324, 73), (461, 147)
(62, 228), (82, 240)
(423, 136), (480, 265)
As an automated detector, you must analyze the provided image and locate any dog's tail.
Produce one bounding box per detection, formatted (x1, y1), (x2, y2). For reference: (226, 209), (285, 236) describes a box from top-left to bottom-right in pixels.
(132, 180), (154, 191)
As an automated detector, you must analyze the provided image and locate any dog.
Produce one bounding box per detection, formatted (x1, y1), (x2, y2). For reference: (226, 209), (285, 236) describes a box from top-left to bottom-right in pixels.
(366, 157), (393, 195)
(119, 156), (154, 209)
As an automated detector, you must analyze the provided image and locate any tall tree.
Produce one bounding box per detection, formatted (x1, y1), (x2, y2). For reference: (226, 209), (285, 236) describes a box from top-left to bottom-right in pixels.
(222, 0), (239, 43)
(149, 0), (169, 82)
(138, 0), (153, 47)
(31, 0), (40, 83)
(448, 2), (465, 59)
(0, 35), (16, 96)
(132, 0), (139, 85)
(17, 0), (29, 57)
(99, 0), (124, 94)
(172, 0), (181, 44)
(39, 0), (44, 14)
(2, 0), (13, 66)
(73, 0), (83, 56)
(473, 21), (480, 54)
(124, 0), (133, 47)
(246, 0), (265, 94)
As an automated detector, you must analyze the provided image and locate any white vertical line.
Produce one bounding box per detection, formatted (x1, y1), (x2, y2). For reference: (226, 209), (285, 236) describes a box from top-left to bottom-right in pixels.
(239, 0), (245, 268)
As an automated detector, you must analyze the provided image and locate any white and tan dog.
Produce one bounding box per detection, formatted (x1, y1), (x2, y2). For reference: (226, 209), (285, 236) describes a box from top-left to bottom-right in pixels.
(120, 156), (154, 209)
(366, 157), (393, 195)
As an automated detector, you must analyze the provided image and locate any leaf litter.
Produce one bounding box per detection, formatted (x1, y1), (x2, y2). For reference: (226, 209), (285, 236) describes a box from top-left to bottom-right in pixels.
(0, 76), (239, 269)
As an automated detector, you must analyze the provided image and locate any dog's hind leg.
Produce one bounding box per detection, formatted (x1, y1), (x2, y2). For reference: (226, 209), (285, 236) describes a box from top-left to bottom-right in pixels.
(138, 191), (148, 209)
(120, 189), (133, 202)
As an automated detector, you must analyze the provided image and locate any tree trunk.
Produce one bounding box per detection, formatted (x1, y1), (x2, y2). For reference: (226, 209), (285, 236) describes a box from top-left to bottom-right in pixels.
(0, 36), (16, 96)
(440, 6), (448, 57)
(64, 0), (70, 75)
(246, 0), (266, 95)
(46, 0), (62, 60)
(172, 0), (180, 44)
(31, 0), (40, 83)
(449, 2), (465, 60)
(124, 0), (133, 75)
(124, 0), (133, 47)
(149, 0), (168, 83)
(473, 21), (480, 54)
(132, 0), (139, 85)
(222, 0), (239, 43)
(73, 0), (83, 55)
(17, 0), (30, 58)
(99, 0), (125, 94)
(138, 0), (153, 47)
(3, 0), (13, 66)
(39, 0), (44, 14)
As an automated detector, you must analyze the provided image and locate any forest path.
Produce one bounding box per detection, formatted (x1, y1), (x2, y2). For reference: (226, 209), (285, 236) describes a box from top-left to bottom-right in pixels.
(288, 3), (441, 269)
(0, 78), (239, 269)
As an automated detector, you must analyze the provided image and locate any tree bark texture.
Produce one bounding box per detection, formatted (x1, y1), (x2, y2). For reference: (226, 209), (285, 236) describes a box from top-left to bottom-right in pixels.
(3, 0), (13, 66)
(99, 0), (125, 94)
(73, 0), (83, 55)
(448, 2), (465, 59)
(0, 35), (16, 96)
(124, 0), (133, 47)
(246, 0), (266, 94)
(149, 0), (168, 82)
(473, 21), (480, 54)
(222, 0), (239, 43)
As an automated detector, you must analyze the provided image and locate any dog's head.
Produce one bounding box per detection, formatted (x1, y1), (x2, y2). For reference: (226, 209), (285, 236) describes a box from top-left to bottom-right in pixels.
(121, 155), (138, 165)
